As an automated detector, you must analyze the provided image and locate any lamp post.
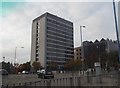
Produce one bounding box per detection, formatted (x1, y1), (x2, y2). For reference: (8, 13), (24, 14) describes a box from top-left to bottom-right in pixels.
(97, 45), (101, 63)
(95, 45), (102, 83)
(113, 0), (120, 62)
(14, 47), (24, 66)
(3, 57), (5, 62)
(113, 1), (120, 86)
(80, 25), (86, 75)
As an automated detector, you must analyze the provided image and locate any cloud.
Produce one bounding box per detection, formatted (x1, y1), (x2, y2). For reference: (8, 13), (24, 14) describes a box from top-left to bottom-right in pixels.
(1, 2), (117, 64)
(81, 2), (116, 41)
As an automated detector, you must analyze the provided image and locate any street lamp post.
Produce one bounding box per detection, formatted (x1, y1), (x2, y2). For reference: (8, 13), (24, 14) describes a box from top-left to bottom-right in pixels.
(97, 45), (101, 63)
(3, 57), (5, 62)
(80, 25), (86, 75)
(14, 47), (24, 66)
(95, 45), (102, 83)
(113, 0), (120, 62)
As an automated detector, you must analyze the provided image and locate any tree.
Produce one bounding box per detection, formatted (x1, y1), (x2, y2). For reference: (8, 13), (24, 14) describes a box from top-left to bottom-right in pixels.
(2, 62), (11, 73)
(64, 59), (74, 71)
(64, 59), (82, 71)
(47, 61), (58, 70)
(18, 62), (31, 72)
(107, 51), (119, 69)
(99, 51), (119, 70)
(25, 62), (31, 71)
(32, 61), (42, 71)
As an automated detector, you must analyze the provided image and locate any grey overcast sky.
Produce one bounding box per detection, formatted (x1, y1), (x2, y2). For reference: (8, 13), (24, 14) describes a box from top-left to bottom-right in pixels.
(0, 0), (119, 64)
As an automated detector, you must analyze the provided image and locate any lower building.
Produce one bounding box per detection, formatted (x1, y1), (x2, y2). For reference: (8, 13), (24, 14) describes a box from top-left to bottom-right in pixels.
(74, 38), (118, 68)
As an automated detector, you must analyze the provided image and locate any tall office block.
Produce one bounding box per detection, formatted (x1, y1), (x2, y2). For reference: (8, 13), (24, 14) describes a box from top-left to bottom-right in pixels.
(31, 12), (74, 70)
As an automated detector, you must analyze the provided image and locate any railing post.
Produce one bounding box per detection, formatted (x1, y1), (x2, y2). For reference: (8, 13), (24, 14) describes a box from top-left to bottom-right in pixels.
(35, 82), (36, 86)
(59, 79), (61, 86)
(47, 80), (51, 87)
(19, 83), (21, 86)
(13, 84), (15, 86)
(30, 82), (31, 86)
(6, 85), (8, 88)
(66, 78), (68, 86)
(56, 79), (58, 86)
(43, 80), (45, 86)
(1, 85), (3, 88)
(118, 71), (120, 86)
(24, 82), (26, 87)
(63, 78), (65, 86)
(78, 77), (81, 86)
(70, 77), (73, 87)
(87, 72), (90, 83)
(39, 81), (41, 86)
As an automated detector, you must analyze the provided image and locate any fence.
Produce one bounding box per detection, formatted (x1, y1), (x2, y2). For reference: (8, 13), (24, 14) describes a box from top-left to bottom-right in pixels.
(1, 73), (120, 87)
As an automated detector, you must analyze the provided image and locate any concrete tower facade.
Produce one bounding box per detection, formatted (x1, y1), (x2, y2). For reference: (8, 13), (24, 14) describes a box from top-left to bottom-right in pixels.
(31, 12), (74, 70)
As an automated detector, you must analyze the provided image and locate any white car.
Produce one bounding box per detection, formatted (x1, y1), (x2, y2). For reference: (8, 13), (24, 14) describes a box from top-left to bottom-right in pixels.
(22, 70), (29, 74)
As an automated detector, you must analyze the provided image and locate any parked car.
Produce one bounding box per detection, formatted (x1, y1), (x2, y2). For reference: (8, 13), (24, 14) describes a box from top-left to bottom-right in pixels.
(37, 70), (54, 79)
(22, 70), (29, 74)
(37, 69), (45, 74)
(0, 69), (8, 75)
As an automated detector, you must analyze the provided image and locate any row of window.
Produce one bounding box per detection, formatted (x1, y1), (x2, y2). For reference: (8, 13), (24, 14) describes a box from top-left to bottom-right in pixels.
(47, 49), (74, 54)
(47, 21), (73, 32)
(76, 57), (82, 59)
(76, 53), (82, 55)
(47, 34), (73, 43)
(47, 29), (73, 39)
(46, 38), (73, 47)
(47, 47), (74, 54)
(46, 61), (65, 65)
(47, 25), (73, 37)
(47, 46), (74, 52)
(46, 57), (66, 61)
(46, 43), (73, 50)
(47, 18), (73, 29)
(47, 32), (73, 41)
(46, 52), (73, 57)
(46, 34), (73, 43)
